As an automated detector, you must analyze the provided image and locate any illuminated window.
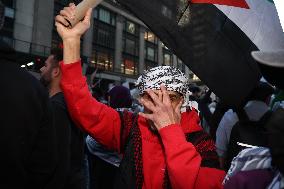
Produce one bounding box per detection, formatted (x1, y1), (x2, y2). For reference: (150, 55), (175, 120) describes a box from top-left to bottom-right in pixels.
(91, 50), (113, 71)
(121, 57), (138, 75)
(124, 59), (134, 75)
(144, 31), (157, 44)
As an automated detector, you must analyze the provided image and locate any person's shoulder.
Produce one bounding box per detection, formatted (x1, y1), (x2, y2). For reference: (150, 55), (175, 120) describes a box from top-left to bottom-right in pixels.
(50, 92), (67, 110)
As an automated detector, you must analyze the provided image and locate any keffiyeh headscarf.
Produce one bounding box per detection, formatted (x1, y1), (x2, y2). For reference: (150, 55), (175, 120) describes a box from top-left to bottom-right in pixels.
(135, 66), (189, 96)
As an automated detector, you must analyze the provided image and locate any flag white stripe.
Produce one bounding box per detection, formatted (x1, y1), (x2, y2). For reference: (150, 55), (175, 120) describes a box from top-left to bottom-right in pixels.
(215, 0), (284, 51)
(274, 0), (284, 32)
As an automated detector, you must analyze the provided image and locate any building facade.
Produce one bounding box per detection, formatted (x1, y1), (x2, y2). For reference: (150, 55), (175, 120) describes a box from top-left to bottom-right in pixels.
(0, 0), (201, 89)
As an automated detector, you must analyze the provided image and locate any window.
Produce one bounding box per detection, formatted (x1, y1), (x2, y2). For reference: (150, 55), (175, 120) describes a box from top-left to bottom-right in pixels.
(121, 57), (138, 75)
(97, 29), (111, 47)
(0, 14), (14, 38)
(146, 47), (155, 61)
(125, 38), (136, 55)
(92, 12), (115, 72)
(96, 7), (116, 26)
(177, 58), (184, 72)
(144, 31), (157, 44)
(123, 31), (139, 55)
(91, 49), (113, 71)
(4, 7), (14, 18)
(124, 59), (135, 75)
(0, 36), (13, 47)
(122, 19), (139, 75)
(0, 0), (15, 39)
(93, 20), (115, 48)
(145, 46), (158, 62)
(99, 8), (110, 24)
(144, 30), (158, 67)
(164, 53), (172, 66)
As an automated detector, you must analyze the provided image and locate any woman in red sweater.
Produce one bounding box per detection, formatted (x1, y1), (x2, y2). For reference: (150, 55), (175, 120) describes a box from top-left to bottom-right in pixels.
(55, 4), (225, 189)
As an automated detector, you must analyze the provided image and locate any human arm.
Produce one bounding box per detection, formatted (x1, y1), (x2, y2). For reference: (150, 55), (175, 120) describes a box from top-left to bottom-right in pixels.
(159, 125), (225, 189)
(55, 4), (122, 151)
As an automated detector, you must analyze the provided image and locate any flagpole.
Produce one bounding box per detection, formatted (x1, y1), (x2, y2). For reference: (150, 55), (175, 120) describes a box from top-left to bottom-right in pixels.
(65, 0), (103, 28)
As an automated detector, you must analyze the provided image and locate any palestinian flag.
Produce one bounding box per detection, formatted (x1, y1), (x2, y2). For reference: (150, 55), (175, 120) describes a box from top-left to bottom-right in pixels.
(116, 0), (284, 106)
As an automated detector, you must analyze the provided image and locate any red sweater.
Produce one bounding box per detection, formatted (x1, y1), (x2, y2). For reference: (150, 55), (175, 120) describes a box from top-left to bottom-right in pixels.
(60, 61), (225, 189)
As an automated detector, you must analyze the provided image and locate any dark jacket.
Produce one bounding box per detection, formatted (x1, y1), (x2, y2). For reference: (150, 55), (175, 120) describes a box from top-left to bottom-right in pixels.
(0, 55), (57, 188)
(46, 92), (85, 189)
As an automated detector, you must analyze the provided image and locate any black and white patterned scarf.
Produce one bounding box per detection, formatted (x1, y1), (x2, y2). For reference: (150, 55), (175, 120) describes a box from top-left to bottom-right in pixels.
(136, 66), (189, 96)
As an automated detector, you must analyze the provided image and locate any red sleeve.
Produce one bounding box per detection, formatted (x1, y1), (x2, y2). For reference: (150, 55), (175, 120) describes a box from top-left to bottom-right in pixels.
(159, 125), (225, 189)
(60, 61), (121, 152)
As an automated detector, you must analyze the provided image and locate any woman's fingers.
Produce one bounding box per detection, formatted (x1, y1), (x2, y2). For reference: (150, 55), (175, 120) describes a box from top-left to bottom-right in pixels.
(140, 97), (156, 112)
(161, 85), (171, 105)
(62, 7), (75, 19)
(146, 89), (163, 107)
(55, 15), (70, 27)
(69, 3), (76, 8)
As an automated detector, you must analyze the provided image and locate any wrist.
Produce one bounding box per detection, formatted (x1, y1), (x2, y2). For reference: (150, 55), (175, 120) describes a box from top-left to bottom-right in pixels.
(62, 37), (81, 64)
(63, 37), (80, 45)
(157, 122), (176, 130)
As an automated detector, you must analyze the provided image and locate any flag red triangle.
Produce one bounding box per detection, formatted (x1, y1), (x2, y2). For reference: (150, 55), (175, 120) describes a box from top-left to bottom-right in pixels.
(191, 0), (249, 9)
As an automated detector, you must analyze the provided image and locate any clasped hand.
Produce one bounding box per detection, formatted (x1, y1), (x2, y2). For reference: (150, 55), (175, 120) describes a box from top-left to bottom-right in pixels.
(55, 3), (92, 40)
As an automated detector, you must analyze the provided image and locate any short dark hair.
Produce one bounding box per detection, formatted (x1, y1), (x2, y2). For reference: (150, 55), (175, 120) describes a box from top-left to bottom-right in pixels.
(248, 82), (275, 102)
(50, 48), (63, 67)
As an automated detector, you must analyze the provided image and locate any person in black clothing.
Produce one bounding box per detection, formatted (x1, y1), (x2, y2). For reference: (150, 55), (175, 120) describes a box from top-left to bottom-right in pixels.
(252, 50), (284, 175)
(40, 48), (85, 189)
(225, 81), (275, 170)
(188, 86), (201, 101)
(0, 2), (57, 187)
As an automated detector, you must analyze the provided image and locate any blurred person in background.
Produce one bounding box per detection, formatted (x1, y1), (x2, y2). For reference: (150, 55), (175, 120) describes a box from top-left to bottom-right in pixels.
(40, 48), (85, 189)
(0, 1), (57, 188)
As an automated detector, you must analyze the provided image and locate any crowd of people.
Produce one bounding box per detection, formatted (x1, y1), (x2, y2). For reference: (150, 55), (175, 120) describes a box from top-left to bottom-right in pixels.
(1, 2), (284, 189)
